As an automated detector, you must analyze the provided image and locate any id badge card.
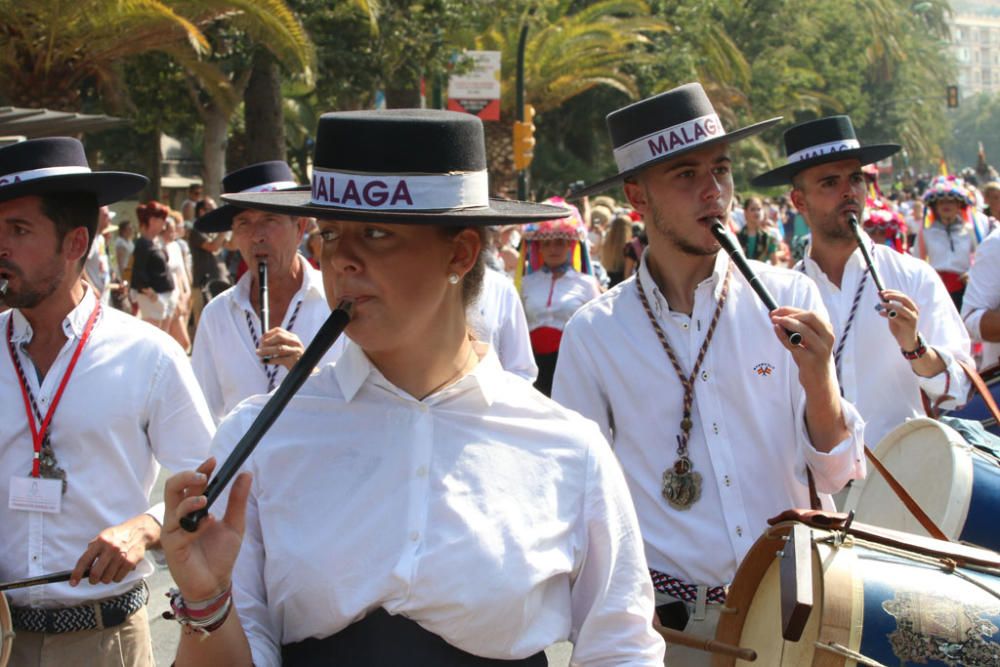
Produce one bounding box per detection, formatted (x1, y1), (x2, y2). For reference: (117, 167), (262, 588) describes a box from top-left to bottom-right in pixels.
(9, 476), (62, 514)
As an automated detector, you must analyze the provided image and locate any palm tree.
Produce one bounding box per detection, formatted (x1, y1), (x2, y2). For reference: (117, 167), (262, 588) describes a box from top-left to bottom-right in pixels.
(472, 0), (670, 195)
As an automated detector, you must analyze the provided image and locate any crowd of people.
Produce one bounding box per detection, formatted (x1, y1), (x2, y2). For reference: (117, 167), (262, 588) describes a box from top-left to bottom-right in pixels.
(1, 82), (999, 667)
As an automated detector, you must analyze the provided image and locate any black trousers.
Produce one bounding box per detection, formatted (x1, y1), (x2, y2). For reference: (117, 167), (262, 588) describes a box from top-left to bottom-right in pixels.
(281, 608), (549, 666)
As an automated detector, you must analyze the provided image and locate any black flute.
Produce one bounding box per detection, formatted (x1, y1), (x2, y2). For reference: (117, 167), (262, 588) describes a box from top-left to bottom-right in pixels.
(0, 569), (89, 591)
(0, 277), (7, 298)
(847, 214), (897, 319)
(181, 300), (354, 532)
(258, 259), (270, 333)
(710, 221), (803, 346)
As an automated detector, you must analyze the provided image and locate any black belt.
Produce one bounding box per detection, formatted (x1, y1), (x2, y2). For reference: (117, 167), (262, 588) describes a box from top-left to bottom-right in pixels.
(281, 608), (548, 667)
(11, 581), (147, 634)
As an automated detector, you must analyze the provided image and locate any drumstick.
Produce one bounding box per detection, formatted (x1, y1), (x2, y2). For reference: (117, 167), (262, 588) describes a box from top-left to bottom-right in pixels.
(709, 221), (803, 346)
(0, 569), (90, 591)
(656, 626), (757, 662)
(181, 300), (354, 533)
(258, 259), (270, 362)
(848, 214), (897, 319)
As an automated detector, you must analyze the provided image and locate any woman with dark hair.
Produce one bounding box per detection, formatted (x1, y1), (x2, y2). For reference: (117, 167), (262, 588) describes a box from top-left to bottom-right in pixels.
(159, 110), (664, 667)
(919, 176), (976, 310)
(736, 196), (779, 264)
(131, 200), (175, 328)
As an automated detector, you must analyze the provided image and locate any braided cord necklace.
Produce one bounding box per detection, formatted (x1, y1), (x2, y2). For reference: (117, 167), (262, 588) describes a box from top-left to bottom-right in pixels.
(635, 264), (732, 510)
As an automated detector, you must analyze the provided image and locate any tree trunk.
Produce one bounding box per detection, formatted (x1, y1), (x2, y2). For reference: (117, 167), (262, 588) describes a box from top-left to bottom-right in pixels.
(484, 119), (516, 198)
(243, 50), (286, 165)
(202, 105), (230, 201)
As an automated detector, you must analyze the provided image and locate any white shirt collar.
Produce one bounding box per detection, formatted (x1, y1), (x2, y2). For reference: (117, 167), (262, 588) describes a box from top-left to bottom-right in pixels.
(636, 247), (729, 313)
(333, 339), (502, 406)
(232, 254), (323, 314)
(9, 283), (99, 345)
(801, 229), (871, 283)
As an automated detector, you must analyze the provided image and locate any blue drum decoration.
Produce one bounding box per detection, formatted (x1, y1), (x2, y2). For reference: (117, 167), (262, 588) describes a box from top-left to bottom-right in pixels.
(843, 418), (1000, 552)
(714, 520), (1000, 666)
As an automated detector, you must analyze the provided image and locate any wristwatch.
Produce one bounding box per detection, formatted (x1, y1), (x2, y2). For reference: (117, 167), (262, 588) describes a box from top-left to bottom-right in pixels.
(901, 333), (927, 360)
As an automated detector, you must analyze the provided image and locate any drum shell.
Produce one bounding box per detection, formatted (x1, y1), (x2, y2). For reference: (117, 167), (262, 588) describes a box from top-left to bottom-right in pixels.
(0, 592), (11, 667)
(843, 417), (1000, 551)
(714, 522), (1000, 666)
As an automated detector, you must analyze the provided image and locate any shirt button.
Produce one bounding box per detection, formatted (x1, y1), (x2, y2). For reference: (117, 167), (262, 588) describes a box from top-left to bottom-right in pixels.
(682, 322), (689, 330)
(31, 555), (38, 562)
(416, 466), (428, 478)
(701, 371), (709, 382)
(724, 475), (731, 486)
(712, 423), (719, 435)
(736, 526), (743, 537)
(410, 531), (420, 542)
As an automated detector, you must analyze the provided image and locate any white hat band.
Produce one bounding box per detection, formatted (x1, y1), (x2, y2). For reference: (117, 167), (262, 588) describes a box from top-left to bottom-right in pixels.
(310, 169), (489, 211)
(613, 113), (725, 172)
(0, 165), (92, 188)
(242, 180), (299, 193)
(787, 139), (860, 164)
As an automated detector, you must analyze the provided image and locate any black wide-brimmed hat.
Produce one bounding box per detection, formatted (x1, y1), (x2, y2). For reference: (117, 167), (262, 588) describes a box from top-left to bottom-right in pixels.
(573, 83), (782, 197)
(750, 115), (901, 187)
(223, 109), (569, 224)
(195, 161), (301, 232)
(0, 137), (147, 206)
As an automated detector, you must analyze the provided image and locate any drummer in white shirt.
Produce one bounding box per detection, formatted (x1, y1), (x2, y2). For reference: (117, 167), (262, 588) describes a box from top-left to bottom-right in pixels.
(963, 226), (1000, 370)
(190, 161), (346, 424)
(553, 84), (865, 666)
(751, 115), (972, 448)
(160, 109), (664, 667)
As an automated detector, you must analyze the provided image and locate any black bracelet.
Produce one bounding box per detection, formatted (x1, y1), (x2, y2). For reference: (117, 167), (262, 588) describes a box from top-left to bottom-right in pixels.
(901, 333), (927, 360)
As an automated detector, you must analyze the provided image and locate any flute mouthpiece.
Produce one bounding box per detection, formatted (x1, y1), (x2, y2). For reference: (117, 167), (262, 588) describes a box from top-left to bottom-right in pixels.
(336, 299), (355, 317)
(0, 278), (7, 298)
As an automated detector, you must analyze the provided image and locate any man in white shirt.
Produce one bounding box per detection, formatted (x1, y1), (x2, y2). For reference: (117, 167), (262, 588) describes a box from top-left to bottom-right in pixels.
(751, 115), (972, 447)
(191, 161), (346, 423)
(963, 226), (1000, 370)
(469, 267), (538, 381)
(0, 137), (214, 666)
(553, 84), (865, 665)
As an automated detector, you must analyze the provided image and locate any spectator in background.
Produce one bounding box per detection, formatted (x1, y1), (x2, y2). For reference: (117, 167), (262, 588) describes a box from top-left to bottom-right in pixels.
(918, 176), (977, 310)
(161, 216), (192, 351)
(601, 212), (633, 288)
(131, 201), (175, 329)
(180, 182), (204, 223)
(962, 224), (1000, 369)
(188, 198), (228, 329)
(83, 205), (114, 303)
(736, 196), (780, 264)
(115, 220), (135, 282)
(623, 221), (647, 278)
(982, 181), (1000, 222)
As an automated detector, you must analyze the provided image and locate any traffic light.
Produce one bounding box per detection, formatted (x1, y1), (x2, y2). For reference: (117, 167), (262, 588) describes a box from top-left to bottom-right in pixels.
(947, 85), (959, 108)
(513, 104), (536, 170)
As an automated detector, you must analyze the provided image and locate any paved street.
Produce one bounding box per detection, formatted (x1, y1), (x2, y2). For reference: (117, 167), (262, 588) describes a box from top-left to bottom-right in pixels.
(146, 471), (572, 665)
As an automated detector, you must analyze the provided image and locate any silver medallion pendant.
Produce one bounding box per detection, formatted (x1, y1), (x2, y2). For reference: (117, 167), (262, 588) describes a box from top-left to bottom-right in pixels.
(661, 457), (701, 510)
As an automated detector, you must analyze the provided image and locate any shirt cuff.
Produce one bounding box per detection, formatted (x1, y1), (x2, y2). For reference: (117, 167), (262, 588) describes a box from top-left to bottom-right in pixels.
(964, 309), (986, 343)
(799, 397), (866, 494)
(919, 347), (969, 410)
(145, 502), (165, 526)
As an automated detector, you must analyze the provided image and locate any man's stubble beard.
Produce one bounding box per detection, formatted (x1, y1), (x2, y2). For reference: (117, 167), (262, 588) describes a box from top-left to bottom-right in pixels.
(646, 197), (719, 258)
(0, 258), (65, 309)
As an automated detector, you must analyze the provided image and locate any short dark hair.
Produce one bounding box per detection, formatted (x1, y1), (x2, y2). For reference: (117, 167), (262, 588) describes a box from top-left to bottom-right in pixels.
(38, 192), (99, 256)
(194, 199), (211, 218)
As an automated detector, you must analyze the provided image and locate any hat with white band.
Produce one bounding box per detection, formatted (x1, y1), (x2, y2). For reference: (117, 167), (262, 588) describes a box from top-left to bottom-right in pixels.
(194, 161), (302, 232)
(572, 82), (782, 198)
(222, 109), (569, 225)
(0, 137), (147, 205)
(750, 115), (900, 187)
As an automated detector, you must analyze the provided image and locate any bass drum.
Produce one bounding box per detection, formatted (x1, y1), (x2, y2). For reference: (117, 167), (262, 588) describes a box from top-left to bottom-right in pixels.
(714, 520), (1000, 666)
(941, 362), (1000, 436)
(0, 593), (11, 667)
(843, 417), (1000, 552)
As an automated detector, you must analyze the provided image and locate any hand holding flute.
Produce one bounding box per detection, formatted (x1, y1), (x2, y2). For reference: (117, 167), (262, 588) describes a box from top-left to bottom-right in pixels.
(847, 214), (897, 319)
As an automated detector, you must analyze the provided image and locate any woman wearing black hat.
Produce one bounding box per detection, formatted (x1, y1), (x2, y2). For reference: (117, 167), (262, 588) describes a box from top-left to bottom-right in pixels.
(160, 110), (664, 666)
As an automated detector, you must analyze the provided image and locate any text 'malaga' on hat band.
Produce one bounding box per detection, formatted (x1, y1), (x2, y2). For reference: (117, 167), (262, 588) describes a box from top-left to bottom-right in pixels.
(242, 180), (298, 193)
(613, 113), (724, 172)
(310, 168), (489, 211)
(0, 165), (92, 188)
(787, 139), (860, 164)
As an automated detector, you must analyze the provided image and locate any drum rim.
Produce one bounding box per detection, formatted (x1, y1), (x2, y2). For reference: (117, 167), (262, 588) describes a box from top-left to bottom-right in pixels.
(843, 417), (972, 540)
(0, 592), (11, 667)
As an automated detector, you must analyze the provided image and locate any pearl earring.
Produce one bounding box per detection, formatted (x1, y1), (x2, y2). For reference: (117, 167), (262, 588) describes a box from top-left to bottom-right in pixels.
(448, 273), (460, 285)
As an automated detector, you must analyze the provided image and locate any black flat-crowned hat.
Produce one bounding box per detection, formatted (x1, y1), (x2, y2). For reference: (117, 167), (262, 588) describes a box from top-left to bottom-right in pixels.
(0, 137), (147, 206)
(195, 161), (300, 232)
(750, 115), (901, 187)
(573, 83), (782, 197)
(223, 109), (569, 224)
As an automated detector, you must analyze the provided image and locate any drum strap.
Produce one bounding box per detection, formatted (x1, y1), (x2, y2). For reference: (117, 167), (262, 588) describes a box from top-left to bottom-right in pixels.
(958, 358), (1000, 425)
(863, 446), (949, 541)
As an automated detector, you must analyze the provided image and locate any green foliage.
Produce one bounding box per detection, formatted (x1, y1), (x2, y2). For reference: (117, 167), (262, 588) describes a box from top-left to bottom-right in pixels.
(947, 94), (1000, 172)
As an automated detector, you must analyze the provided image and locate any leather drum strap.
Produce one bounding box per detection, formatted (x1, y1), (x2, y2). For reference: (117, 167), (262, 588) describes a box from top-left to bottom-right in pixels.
(958, 358), (1000, 425)
(863, 445), (949, 541)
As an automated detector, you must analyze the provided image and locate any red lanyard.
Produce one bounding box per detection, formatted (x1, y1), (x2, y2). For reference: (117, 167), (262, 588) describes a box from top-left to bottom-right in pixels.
(6, 301), (101, 477)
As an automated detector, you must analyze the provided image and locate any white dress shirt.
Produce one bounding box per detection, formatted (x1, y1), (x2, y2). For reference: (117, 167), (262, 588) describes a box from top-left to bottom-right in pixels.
(212, 341), (664, 666)
(921, 220), (974, 274)
(469, 268), (537, 381)
(191, 256), (346, 423)
(552, 251), (865, 587)
(963, 227), (1000, 370)
(0, 286), (214, 607)
(521, 268), (601, 332)
(800, 232), (972, 445)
